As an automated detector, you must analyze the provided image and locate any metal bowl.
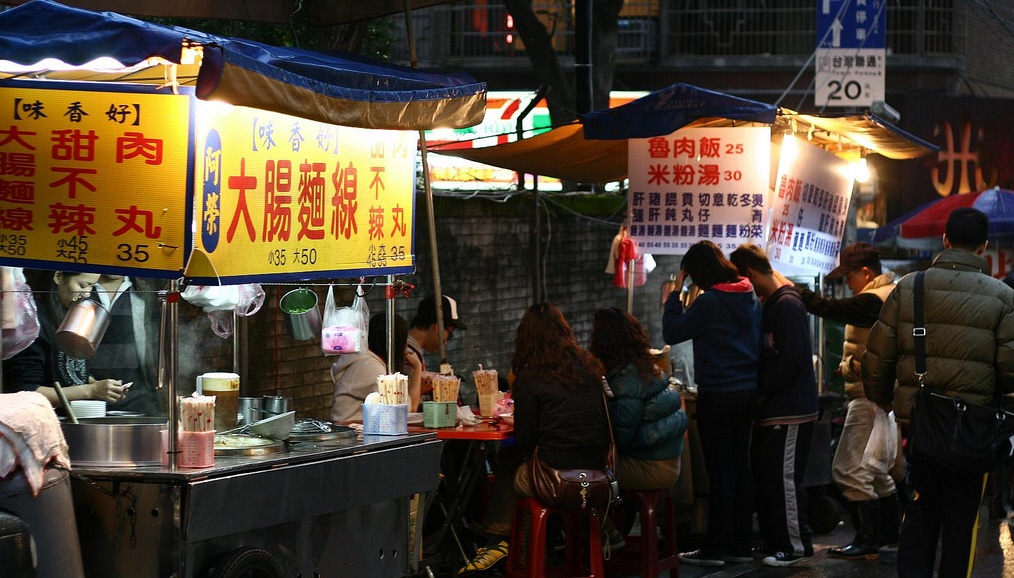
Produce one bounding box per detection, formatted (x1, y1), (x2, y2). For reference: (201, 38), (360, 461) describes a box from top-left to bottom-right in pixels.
(61, 417), (167, 467)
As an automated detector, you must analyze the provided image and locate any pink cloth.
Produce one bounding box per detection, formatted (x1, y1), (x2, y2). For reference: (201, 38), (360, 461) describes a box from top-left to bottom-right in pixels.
(0, 392), (71, 496)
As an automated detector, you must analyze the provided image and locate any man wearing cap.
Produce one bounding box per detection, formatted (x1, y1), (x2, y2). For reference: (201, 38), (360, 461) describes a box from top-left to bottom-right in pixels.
(793, 242), (901, 561)
(407, 295), (468, 391)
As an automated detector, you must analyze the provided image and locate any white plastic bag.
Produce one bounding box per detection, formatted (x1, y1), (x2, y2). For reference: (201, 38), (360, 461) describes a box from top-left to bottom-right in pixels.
(862, 407), (898, 474)
(1, 267), (39, 360)
(321, 285), (368, 356)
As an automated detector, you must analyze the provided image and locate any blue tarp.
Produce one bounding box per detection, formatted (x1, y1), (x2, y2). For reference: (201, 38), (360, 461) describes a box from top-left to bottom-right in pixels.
(0, 0), (487, 130)
(580, 83), (778, 140)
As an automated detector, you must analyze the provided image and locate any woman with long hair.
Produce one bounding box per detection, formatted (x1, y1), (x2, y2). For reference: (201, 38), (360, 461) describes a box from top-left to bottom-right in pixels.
(3, 269), (126, 408)
(457, 302), (610, 577)
(662, 241), (762, 567)
(590, 307), (686, 491)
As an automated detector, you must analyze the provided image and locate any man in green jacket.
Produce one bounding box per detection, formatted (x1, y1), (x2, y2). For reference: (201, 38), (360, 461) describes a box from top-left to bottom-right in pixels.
(863, 207), (1014, 578)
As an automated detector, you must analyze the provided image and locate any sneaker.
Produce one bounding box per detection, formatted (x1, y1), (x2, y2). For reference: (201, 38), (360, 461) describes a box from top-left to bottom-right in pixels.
(457, 541), (508, 576)
(761, 551), (811, 567)
(678, 549), (725, 567)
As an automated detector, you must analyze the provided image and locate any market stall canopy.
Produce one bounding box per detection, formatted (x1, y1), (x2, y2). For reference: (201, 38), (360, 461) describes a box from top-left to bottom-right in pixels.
(429, 83), (936, 184)
(0, 0), (486, 130)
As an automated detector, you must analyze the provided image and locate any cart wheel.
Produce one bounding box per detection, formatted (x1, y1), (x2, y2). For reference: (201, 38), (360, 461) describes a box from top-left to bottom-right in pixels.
(208, 547), (284, 578)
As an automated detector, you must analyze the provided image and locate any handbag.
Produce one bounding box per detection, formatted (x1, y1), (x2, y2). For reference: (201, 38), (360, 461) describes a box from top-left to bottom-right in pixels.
(908, 271), (1014, 473)
(526, 383), (619, 511)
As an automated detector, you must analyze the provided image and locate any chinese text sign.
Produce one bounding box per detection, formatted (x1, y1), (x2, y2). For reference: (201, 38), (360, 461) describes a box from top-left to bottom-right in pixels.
(0, 82), (192, 276)
(767, 138), (854, 276)
(628, 126), (771, 255)
(815, 0), (886, 107)
(191, 103), (417, 283)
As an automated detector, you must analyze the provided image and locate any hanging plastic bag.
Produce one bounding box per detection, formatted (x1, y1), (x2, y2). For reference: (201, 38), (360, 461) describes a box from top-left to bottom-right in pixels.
(1, 267), (40, 360)
(321, 285), (369, 356)
(862, 407), (898, 475)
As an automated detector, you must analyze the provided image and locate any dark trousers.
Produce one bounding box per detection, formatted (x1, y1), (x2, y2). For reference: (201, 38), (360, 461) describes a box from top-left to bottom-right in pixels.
(898, 458), (987, 578)
(752, 421), (814, 556)
(696, 389), (756, 555)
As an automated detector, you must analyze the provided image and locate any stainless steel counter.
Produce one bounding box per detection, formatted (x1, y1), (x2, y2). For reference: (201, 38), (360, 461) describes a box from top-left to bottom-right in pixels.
(70, 432), (441, 578)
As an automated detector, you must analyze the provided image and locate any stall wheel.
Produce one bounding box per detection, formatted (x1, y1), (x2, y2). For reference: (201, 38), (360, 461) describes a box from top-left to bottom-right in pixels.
(208, 547), (285, 578)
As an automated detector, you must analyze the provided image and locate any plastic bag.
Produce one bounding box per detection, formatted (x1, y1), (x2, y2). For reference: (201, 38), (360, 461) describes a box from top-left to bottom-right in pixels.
(321, 285), (368, 355)
(1, 267), (40, 360)
(863, 407), (898, 474)
(183, 283), (266, 339)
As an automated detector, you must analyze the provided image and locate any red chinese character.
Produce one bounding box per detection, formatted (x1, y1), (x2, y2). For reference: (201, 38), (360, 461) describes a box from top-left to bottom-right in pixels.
(263, 159), (292, 242)
(226, 158), (257, 242)
(50, 166), (97, 199)
(297, 160), (326, 240)
(330, 161), (358, 240)
(112, 205), (162, 238)
(51, 129), (97, 161)
(0, 125), (37, 150)
(117, 132), (164, 166)
(48, 202), (96, 235)
(369, 206), (384, 241)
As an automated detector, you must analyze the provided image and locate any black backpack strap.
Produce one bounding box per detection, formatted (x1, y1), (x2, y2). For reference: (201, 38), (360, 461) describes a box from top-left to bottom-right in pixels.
(913, 271), (927, 386)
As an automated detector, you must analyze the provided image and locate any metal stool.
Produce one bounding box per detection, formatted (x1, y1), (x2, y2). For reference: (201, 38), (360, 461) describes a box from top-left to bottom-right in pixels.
(506, 497), (605, 578)
(605, 489), (679, 578)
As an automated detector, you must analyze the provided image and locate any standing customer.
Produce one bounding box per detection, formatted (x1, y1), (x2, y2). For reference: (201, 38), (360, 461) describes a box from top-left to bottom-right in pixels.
(730, 244), (818, 567)
(2, 270), (126, 407)
(457, 303), (610, 577)
(89, 275), (162, 416)
(663, 241), (761, 567)
(795, 242), (902, 559)
(864, 207), (1014, 578)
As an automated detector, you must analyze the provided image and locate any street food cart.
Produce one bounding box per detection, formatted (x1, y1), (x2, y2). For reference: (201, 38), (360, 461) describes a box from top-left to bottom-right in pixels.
(0, 2), (487, 576)
(71, 432), (441, 577)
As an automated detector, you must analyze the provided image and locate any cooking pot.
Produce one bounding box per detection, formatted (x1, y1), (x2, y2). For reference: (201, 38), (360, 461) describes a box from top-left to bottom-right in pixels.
(54, 299), (110, 360)
(61, 417), (167, 467)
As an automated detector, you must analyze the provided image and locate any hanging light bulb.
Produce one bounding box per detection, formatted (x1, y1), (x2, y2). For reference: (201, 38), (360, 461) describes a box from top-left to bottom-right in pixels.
(851, 157), (871, 183)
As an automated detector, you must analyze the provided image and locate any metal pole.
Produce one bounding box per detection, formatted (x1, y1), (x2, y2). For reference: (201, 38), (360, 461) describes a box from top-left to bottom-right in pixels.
(404, 0), (448, 364)
(626, 258), (635, 313)
(166, 280), (179, 470)
(386, 275), (395, 374)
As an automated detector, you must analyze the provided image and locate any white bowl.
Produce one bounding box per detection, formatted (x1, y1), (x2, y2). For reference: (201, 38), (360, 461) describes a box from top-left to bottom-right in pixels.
(70, 400), (106, 418)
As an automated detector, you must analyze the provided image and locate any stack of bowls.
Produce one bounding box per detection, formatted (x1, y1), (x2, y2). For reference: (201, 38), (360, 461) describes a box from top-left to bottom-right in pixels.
(69, 400), (106, 419)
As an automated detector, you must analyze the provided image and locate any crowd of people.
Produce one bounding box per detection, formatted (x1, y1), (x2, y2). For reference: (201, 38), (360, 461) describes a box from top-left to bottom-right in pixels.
(4, 206), (1012, 578)
(447, 206), (1014, 578)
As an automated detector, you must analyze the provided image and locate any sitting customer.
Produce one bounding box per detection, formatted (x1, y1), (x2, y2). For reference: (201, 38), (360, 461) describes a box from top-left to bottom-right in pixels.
(457, 302), (610, 577)
(329, 312), (422, 422)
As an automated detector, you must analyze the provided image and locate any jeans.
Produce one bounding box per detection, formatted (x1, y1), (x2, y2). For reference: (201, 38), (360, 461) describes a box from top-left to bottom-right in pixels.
(833, 398), (898, 502)
(695, 389), (757, 556)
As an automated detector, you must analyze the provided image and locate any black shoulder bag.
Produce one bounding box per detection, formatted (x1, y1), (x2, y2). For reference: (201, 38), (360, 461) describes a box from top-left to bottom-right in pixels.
(908, 271), (1014, 473)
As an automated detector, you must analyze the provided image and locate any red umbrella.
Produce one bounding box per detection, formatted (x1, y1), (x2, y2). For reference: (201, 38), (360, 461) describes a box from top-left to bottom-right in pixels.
(897, 187), (1014, 248)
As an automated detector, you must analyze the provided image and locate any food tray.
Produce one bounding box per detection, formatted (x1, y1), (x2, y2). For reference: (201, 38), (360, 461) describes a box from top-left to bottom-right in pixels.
(214, 434), (284, 456)
(286, 420), (357, 443)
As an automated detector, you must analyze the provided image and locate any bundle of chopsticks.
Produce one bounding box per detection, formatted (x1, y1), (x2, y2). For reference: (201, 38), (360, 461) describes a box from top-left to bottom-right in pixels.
(376, 373), (409, 406)
(472, 367), (499, 397)
(180, 394), (215, 432)
(431, 375), (461, 403)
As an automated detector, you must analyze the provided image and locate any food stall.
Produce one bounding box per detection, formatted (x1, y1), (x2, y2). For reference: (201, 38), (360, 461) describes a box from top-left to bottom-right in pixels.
(0, 2), (487, 576)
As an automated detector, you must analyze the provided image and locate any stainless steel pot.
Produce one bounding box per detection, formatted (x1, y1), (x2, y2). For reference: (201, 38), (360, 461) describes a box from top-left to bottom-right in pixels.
(54, 299), (110, 360)
(61, 417), (167, 467)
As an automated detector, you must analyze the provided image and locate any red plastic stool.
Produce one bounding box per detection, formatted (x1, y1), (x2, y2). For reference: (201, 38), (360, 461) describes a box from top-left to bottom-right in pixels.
(605, 489), (679, 578)
(505, 497), (605, 578)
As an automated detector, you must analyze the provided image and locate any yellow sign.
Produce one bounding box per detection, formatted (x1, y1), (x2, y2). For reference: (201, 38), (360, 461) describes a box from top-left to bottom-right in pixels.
(0, 82), (192, 276)
(189, 102), (417, 283)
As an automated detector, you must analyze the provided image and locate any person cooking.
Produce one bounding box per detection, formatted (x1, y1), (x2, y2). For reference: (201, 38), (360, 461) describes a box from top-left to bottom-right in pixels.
(2, 269), (126, 408)
(88, 274), (162, 416)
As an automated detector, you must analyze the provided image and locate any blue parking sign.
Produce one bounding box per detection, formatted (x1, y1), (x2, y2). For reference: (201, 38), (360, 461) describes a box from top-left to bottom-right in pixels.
(817, 0), (885, 50)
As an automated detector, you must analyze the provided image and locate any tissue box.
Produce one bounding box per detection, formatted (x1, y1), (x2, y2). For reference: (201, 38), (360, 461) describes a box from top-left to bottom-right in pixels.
(362, 404), (408, 435)
(161, 430), (215, 468)
(321, 325), (360, 354)
(423, 401), (457, 428)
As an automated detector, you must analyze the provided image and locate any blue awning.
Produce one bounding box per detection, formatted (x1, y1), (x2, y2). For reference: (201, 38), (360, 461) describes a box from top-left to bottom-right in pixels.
(0, 0), (487, 130)
(580, 83), (778, 140)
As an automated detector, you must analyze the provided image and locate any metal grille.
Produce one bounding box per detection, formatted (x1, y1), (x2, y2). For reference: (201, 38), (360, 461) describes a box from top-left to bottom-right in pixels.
(388, 0), (963, 64)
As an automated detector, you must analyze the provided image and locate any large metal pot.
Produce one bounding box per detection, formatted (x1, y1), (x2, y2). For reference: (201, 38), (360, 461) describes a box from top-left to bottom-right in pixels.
(61, 417), (167, 467)
(54, 299), (110, 360)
